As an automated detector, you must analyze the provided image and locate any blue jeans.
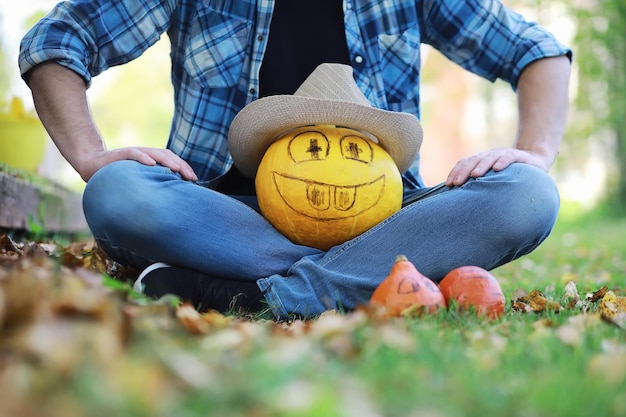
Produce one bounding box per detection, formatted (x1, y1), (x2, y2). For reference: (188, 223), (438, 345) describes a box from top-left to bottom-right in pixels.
(83, 160), (559, 318)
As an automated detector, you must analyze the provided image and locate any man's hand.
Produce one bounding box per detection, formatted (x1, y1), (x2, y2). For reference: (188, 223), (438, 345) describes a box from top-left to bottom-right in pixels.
(445, 148), (547, 187)
(77, 147), (198, 182)
(446, 55), (571, 187)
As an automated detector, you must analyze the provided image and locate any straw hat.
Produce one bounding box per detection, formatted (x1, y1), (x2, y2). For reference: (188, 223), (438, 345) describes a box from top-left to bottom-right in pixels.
(228, 63), (423, 178)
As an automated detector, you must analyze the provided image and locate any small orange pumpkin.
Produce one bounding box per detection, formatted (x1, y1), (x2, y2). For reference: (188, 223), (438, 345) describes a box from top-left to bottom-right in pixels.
(439, 266), (505, 319)
(370, 255), (445, 317)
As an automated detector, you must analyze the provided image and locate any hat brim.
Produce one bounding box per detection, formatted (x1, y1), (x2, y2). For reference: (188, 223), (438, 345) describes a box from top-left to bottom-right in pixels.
(228, 95), (423, 178)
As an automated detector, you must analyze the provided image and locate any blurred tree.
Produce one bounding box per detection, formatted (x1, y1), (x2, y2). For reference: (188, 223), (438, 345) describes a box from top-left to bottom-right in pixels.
(573, 0), (626, 211)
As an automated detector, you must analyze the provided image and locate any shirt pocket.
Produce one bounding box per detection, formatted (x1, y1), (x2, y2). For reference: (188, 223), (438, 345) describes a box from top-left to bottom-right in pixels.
(378, 29), (421, 104)
(184, 6), (252, 89)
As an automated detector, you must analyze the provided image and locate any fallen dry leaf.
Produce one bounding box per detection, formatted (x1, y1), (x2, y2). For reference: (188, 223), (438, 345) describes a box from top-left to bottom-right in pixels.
(58, 240), (137, 280)
(0, 256), (51, 329)
(12, 315), (125, 374)
(121, 302), (179, 336)
(176, 304), (238, 335)
(59, 240), (105, 270)
(308, 309), (366, 340)
(563, 281), (581, 309)
(0, 234), (22, 263)
(563, 281), (598, 312)
(176, 303), (211, 335)
(200, 309), (237, 329)
(588, 285), (609, 303)
(305, 310), (369, 358)
(532, 318), (557, 329)
(50, 268), (114, 319)
(511, 289), (563, 313)
(0, 240), (132, 378)
(599, 291), (626, 329)
(200, 327), (250, 354)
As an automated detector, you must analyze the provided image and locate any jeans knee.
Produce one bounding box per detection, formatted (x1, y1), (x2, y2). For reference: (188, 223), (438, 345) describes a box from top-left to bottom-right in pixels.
(82, 161), (160, 237)
(495, 163), (560, 240)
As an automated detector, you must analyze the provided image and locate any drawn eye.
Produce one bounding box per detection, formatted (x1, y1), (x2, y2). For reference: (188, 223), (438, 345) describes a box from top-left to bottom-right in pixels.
(340, 135), (374, 164)
(288, 130), (330, 163)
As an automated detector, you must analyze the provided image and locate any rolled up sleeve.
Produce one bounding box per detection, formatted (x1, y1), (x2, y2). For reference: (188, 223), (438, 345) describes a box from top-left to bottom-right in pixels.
(421, 0), (571, 89)
(19, 0), (173, 86)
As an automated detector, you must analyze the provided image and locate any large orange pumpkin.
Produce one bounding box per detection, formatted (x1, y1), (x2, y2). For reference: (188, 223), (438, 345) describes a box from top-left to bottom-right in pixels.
(439, 266), (505, 320)
(370, 255), (445, 317)
(255, 125), (403, 250)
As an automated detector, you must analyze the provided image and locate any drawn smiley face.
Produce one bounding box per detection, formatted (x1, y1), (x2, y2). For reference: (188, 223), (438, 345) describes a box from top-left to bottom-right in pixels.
(255, 125), (403, 250)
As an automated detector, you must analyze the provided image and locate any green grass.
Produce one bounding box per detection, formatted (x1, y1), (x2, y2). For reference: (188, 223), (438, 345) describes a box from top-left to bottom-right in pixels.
(2, 203), (625, 417)
(497, 202), (626, 292)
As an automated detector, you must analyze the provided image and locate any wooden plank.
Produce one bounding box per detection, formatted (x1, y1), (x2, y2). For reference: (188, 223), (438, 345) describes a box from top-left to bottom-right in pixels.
(0, 171), (88, 233)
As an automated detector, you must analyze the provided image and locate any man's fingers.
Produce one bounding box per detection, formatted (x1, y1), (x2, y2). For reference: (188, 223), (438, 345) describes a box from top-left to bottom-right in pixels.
(141, 148), (198, 181)
(79, 147), (199, 182)
(445, 149), (526, 187)
(122, 148), (158, 166)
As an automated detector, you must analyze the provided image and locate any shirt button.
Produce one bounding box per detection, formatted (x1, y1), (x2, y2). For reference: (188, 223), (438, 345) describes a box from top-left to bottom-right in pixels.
(257, 35), (263, 41)
(249, 88), (256, 95)
(354, 55), (364, 64)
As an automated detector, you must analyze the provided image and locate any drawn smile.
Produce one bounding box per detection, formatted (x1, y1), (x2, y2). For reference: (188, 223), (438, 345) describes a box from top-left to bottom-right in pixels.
(271, 172), (386, 220)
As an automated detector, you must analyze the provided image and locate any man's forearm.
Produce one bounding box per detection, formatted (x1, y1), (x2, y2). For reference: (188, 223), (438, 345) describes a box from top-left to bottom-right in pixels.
(515, 55), (571, 171)
(27, 62), (106, 179)
(27, 62), (198, 182)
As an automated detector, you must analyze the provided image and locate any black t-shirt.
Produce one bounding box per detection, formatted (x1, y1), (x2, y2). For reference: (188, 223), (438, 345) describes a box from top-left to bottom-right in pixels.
(259, 0), (351, 97)
(221, 0), (350, 194)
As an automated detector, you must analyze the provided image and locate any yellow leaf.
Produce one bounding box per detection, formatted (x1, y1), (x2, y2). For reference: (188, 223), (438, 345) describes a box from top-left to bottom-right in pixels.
(176, 304), (210, 335)
(599, 291), (626, 329)
(511, 289), (563, 313)
(201, 309), (235, 328)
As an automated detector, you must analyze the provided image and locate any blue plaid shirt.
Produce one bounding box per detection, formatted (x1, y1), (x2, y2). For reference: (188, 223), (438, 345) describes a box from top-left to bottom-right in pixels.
(19, 0), (570, 186)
